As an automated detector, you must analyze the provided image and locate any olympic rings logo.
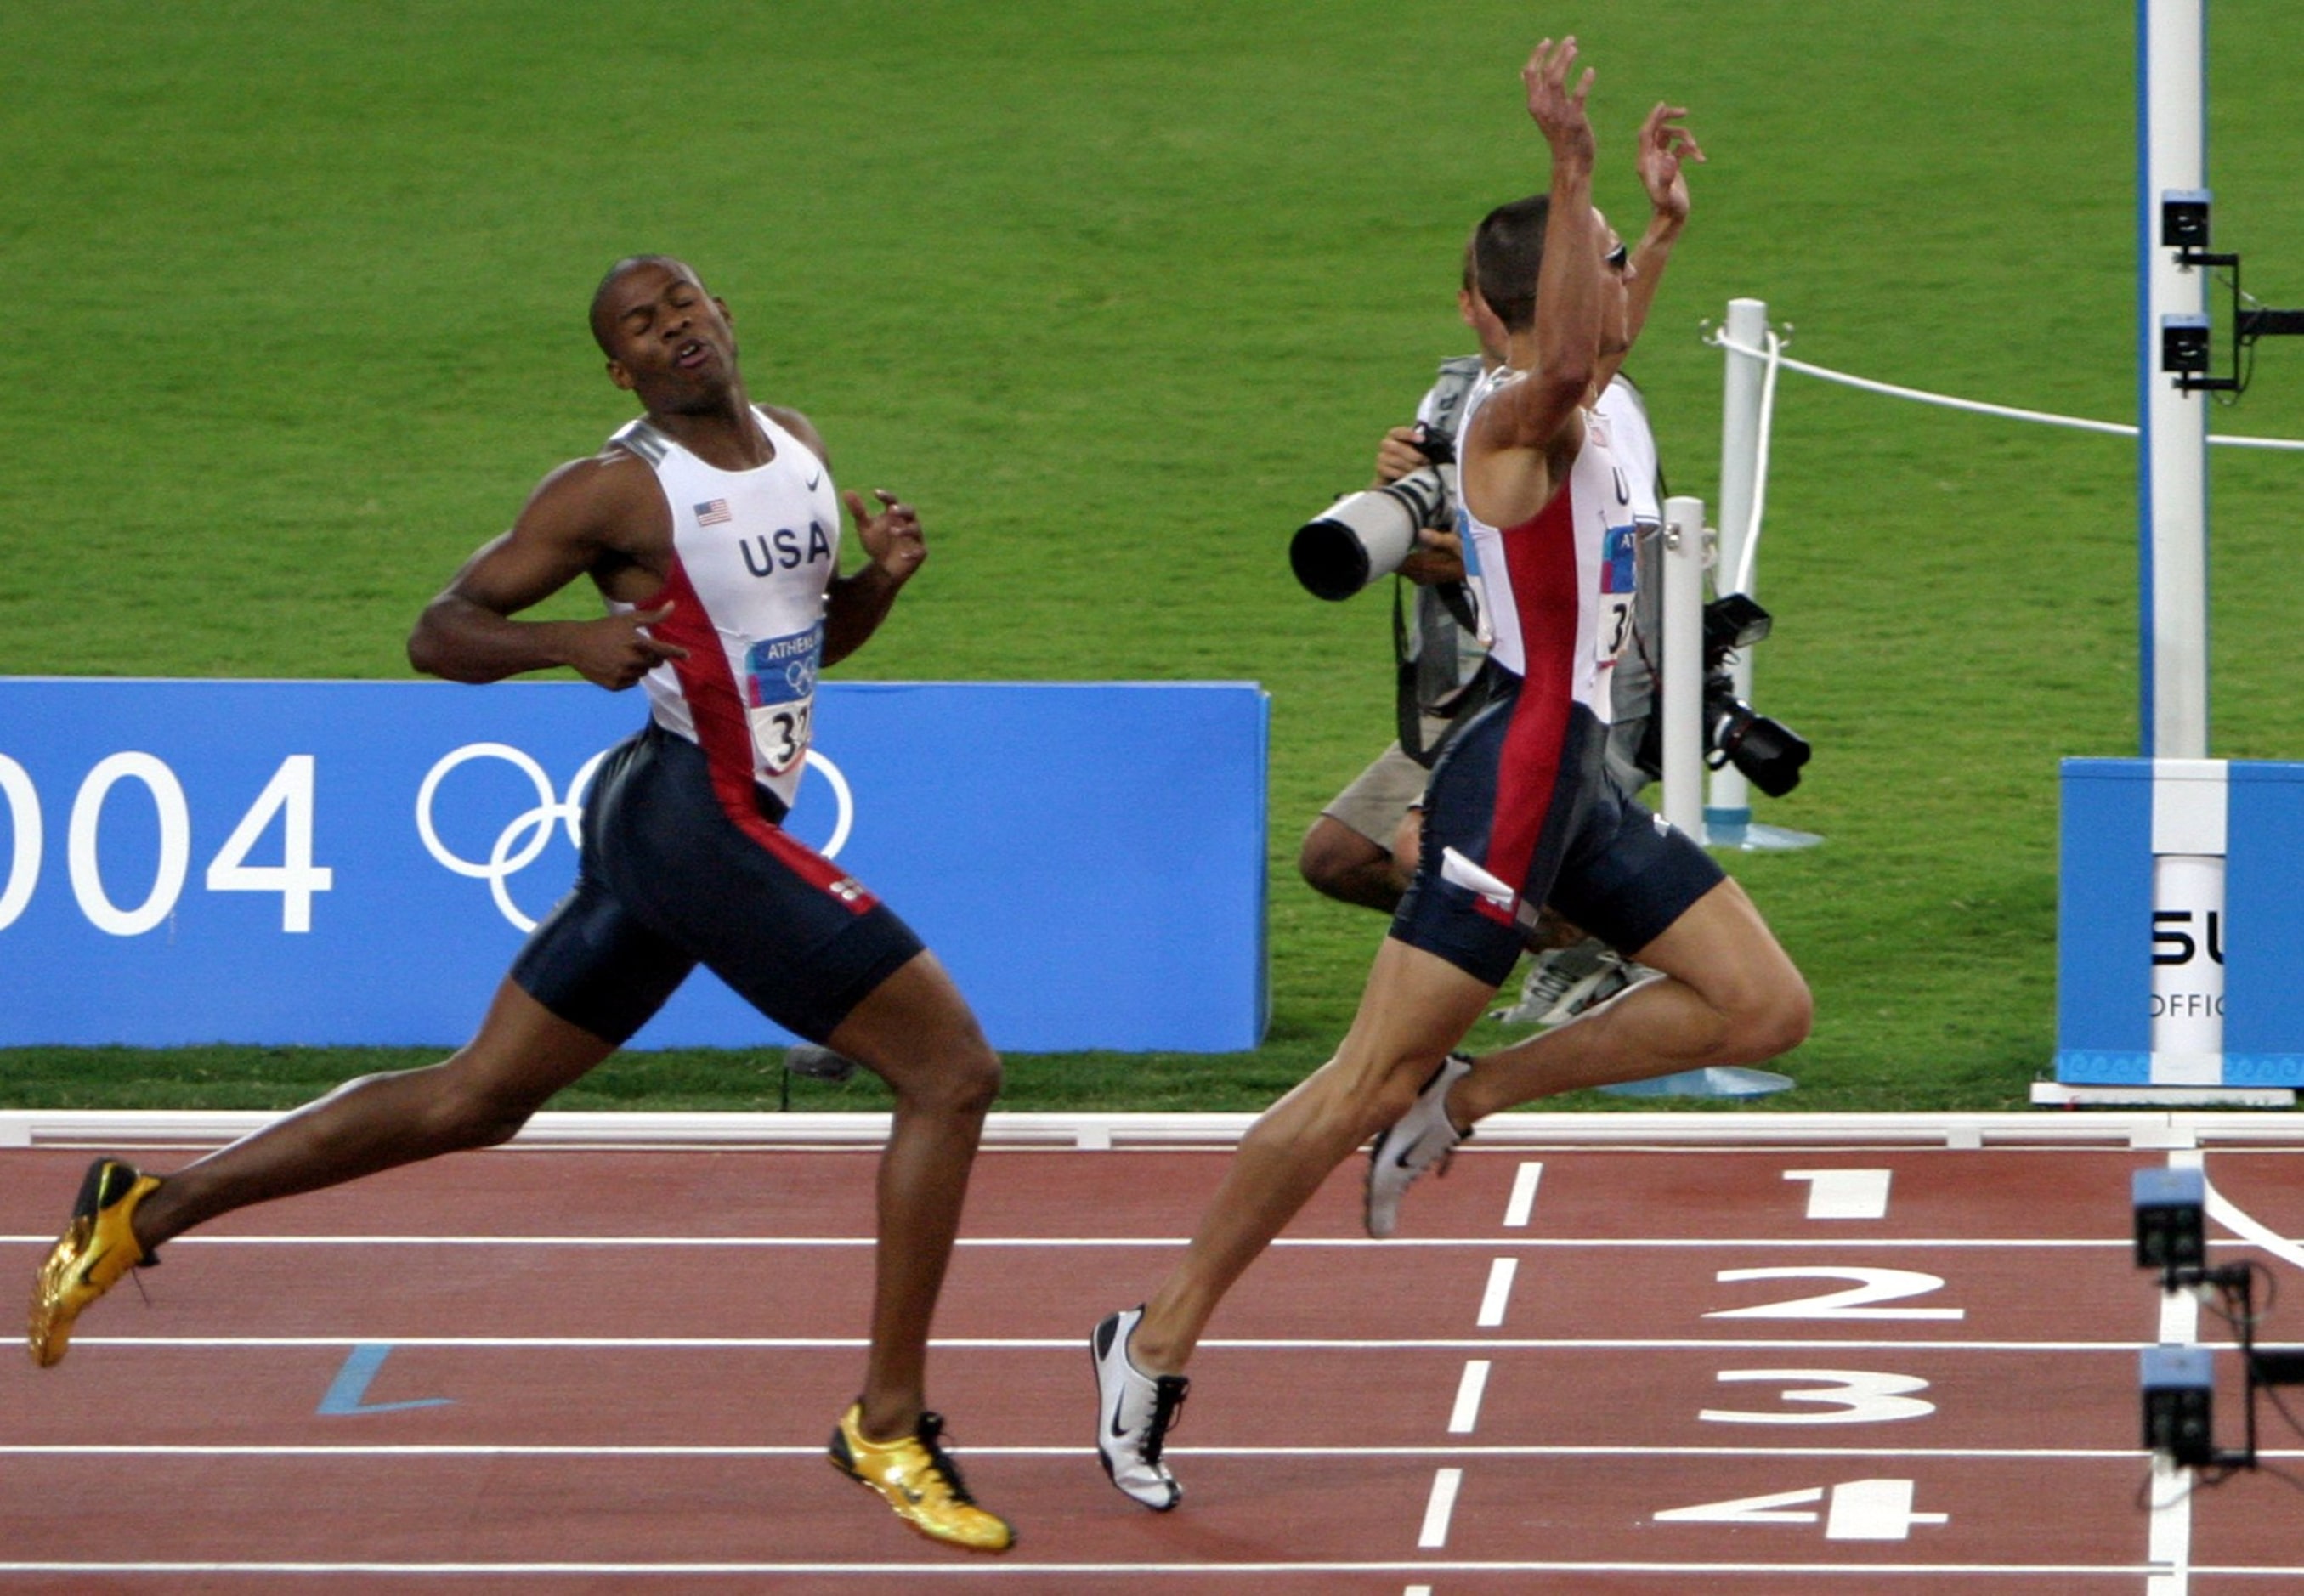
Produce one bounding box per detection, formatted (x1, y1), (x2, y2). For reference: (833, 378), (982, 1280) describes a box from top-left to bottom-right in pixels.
(415, 741), (855, 932)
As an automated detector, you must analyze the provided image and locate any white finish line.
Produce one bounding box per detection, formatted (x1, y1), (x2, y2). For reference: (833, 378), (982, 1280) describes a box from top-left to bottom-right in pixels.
(1416, 1468), (1463, 1548)
(1446, 1360), (1491, 1435)
(1475, 1259), (1517, 1327)
(3, 1560), (2290, 1578)
(1784, 1169), (1892, 1219)
(1502, 1160), (1543, 1226)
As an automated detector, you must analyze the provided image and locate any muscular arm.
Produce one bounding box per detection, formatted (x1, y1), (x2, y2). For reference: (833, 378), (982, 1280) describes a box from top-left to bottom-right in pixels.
(1461, 37), (1603, 526)
(406, 452), (688, 690)
(767, 405), (926, 669)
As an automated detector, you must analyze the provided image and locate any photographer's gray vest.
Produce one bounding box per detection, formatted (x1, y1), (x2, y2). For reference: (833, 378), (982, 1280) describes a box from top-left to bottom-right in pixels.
(1405, 357), (1490, 718)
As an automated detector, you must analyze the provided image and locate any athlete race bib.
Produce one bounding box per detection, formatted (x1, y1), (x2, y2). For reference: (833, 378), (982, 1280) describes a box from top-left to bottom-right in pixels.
(744, 622), (824, 776)
(1597, 521), (1637, 665)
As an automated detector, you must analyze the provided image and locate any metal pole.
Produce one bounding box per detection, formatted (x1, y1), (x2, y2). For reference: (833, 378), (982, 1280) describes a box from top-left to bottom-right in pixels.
(1661, 495), (1707, 841)
(2142, 0), (2211, 757)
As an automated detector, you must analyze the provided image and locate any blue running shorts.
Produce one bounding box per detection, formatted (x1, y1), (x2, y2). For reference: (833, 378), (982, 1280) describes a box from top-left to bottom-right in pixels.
(511, 722), (924, 1045)
(1390, 673), (1724, 989)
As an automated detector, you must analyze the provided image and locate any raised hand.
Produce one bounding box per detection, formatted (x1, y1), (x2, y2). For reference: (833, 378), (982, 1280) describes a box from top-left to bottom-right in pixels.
(568, 601), (688, 691)
(1636, 102), (1706, 226)
(1523, 36), (1595, 162)
(845, 487), (926, 583)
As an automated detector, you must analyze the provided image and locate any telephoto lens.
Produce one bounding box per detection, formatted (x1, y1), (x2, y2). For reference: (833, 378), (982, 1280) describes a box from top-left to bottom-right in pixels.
(1290, 467), (1453, 601)
(1704, 673), (1811, 797)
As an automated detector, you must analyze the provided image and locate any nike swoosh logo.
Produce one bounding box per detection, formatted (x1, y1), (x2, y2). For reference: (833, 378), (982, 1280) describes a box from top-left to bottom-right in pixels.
(1110, 1397), (1134, 1442)
(806, 471), (823, 490)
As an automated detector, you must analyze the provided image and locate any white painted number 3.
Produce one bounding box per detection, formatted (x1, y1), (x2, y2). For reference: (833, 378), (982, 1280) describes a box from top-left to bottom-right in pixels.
(1656, 1478), (1948, 1542)
(1700, 1368), (1935, 1425)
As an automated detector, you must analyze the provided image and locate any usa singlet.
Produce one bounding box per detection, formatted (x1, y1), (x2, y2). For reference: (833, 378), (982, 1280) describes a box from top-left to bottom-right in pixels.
(609, 406), (841, 813)
(1455, 365), (1639, 713)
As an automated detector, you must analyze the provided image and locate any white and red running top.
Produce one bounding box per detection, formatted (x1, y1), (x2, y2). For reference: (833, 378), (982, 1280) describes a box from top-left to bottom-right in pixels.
(606, 406), (841, 812)
(1454, 367), (1642, 721)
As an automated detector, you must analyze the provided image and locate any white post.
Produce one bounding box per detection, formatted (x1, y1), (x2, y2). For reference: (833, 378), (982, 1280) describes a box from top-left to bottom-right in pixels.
(2142, 0), (2211, 758)
(1709, 297), (1769, 840)
(1661, 495), (1707, 841)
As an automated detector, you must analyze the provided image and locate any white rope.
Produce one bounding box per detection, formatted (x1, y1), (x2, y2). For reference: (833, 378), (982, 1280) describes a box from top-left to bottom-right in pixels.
(1706, 331), (2304, 452)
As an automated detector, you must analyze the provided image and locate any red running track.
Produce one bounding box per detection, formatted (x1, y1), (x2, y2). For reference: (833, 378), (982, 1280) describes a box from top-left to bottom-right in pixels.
(3, 1135), (2301, 1593)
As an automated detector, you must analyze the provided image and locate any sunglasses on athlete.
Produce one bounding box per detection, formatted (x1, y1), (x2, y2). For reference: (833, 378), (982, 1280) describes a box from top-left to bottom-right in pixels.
(1603, 241), (1629, 274)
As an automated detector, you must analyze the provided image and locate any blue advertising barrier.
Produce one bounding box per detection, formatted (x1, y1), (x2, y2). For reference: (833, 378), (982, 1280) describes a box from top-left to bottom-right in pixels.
(2055, 757), (2304, 1086)
(0, 679), (1269, 1051)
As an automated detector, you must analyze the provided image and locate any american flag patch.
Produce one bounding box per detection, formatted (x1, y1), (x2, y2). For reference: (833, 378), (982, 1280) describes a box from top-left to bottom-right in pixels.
(694, 499), (733, 526)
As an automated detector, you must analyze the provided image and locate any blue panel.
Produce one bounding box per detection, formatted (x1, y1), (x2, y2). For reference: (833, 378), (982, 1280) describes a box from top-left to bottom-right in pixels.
(0, 679), (1268, 1052)
(2052, 1050), (2152, 1085)
(2223, 1055), (2304, 1087)
(2057, 760), (2154, 1078)
(2223, 762), (2304, 1074)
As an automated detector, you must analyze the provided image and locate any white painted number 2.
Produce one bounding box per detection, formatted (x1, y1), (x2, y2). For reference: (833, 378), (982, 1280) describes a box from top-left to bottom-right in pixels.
(1700, 1368), (1935, 1425)
(1706, 1267), (1964, 1321)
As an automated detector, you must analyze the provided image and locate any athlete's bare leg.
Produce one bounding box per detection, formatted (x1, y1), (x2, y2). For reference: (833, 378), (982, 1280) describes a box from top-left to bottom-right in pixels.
(1129, 937), (1494, 1373)
(129, 979), (616, 1251)
(1126, 880), (1805, 1378)
(824, 950), (1002, 1443)
(1448, 876), (1809, 1119)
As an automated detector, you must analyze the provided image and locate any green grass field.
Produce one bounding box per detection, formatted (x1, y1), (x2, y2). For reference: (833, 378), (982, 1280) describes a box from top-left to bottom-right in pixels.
(3, 1), (2301, 1114)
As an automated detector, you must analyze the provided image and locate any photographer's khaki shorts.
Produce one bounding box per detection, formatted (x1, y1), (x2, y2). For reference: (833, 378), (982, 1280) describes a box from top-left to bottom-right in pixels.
(1319, 742), (1430, 846)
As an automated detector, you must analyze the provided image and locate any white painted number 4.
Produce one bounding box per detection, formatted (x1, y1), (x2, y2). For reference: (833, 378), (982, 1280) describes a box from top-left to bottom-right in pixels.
(205, 756), (334, 932)
(1656, 1478), (1948, 1542)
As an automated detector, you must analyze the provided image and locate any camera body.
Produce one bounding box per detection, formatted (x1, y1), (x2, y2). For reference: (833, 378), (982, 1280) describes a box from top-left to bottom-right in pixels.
(1290, 427), (1458, 602)
(1697, 593), (1809, 798)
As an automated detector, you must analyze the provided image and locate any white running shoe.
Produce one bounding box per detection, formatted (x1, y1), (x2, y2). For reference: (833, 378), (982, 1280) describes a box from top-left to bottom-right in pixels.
(1090, 1305), (1189, 1510)
(1365, 1053), (1473, 1239)
(1491, 941), (1611, 1025)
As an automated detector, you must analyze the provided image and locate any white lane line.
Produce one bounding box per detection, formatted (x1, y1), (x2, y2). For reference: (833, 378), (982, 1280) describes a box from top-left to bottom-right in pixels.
(0, 1234), (2142, 1249)
(0, 1559), (2273, 1577)
(1475, 1259), (1518, 1327)
(1405, 1587), (1433, 1596)
(1503, 1162), (1543, 1227)
(1446, 1360), (1491, 1435)
(2205, 1181), (2304, 1272)
(11, 1443), (2285, 1461)
(1417, 1468), (1463, 1548)
(69, 1334), (2195, 1352)
(1784, 1169), (1892, 1220)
